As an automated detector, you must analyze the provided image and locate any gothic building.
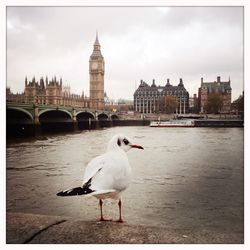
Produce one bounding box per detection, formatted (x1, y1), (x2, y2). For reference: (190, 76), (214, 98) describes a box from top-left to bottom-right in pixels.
(7, 76), (89, 107)
(198, 76), (231, 113)
(6, 87), (25, 103)
(25, 76), (63, 105)
(89, 33), (105, 110)
(134, 78), (189, 114)
(7, 34), (105, 109)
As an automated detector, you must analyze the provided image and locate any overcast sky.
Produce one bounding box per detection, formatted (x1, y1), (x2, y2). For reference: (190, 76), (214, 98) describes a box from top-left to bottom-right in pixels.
(7, 6), (243, 101)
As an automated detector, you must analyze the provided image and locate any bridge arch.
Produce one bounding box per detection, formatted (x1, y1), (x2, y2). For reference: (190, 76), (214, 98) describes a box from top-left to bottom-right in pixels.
(39, 109), (73, 119)
(39, 110), (72, 123)
(7, 107), (33, 122)
(76, 111), (95, 120)
(111, 114), (119, 120)
(97, 113), (109, 120)
(6, 107), (35, 137)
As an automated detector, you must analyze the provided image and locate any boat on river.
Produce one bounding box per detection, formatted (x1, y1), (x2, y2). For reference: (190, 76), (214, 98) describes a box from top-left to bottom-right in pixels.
(149, 119), (195, 128)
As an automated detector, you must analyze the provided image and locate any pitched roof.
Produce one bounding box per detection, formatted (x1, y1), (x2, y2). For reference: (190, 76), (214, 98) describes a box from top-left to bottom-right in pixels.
(134, 79), (188, 95)
(201, 81), (231, 92)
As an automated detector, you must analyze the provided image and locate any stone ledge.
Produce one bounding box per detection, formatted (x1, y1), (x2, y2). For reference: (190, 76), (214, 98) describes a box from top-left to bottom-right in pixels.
(6, 212), (66, 244)
(6, 212), (243, 244)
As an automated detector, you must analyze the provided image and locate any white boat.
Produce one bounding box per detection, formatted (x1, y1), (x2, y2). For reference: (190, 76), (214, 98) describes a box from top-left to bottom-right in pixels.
(149, 119), (195, 128)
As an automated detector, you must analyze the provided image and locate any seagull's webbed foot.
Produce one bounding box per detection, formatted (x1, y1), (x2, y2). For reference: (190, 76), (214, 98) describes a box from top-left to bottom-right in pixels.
(115, 218), (125, 223)
(99, 217), (113, 222)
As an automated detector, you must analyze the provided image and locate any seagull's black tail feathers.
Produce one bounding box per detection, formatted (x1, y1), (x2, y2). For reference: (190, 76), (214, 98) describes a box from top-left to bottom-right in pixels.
(57, 186), (93, 196)
(57, 177), (94, 196)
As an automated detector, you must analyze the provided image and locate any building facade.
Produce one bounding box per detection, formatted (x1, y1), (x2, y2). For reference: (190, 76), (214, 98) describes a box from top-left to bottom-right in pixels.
(89, 33), (105, 110)
(231, 92), (244, 117)
(134, 78), (189, 114)
(24, 76), (63, 105)
(7, 76), (89, 108)
(6, 87), (26, 103)
(198, 76), (231, 113)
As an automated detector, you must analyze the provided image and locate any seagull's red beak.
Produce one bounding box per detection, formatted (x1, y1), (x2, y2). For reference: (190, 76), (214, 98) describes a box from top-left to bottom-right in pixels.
(130, 144), (144, 150)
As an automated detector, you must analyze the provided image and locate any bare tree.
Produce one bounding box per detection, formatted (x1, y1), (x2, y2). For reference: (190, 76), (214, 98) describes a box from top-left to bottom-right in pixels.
(204, 93), (223, 114)
(159, 96), (177, 114)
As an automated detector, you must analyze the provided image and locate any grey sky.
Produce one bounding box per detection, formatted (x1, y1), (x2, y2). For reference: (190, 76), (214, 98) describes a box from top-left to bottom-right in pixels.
(7, 6), (243, 101)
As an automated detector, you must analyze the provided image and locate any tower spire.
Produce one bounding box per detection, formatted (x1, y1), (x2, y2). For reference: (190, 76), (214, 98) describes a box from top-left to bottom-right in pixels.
(89, 32), (105, 110)
(95, 30), (100, 45)
(90, 31), (103, 59)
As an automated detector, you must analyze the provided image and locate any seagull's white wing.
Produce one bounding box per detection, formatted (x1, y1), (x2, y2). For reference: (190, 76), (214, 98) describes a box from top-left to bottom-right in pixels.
(82, 151), (132, 194)
(83, 153), (107, 184)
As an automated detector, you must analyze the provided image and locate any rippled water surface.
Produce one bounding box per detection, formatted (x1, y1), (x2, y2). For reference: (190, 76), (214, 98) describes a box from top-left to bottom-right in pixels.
(7, 127), (244, 232)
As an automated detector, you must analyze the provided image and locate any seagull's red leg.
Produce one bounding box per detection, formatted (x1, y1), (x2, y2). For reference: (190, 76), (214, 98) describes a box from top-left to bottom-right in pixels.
(99, 199), (105, 221)
(116, 199), (124, 223)
(98, 199), (112, 222)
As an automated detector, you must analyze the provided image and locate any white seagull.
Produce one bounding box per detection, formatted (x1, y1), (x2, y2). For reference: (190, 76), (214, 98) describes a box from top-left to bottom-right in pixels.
(57, 134), (143, 222)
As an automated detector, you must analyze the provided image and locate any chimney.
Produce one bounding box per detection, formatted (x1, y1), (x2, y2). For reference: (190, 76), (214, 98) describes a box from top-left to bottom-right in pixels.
(152, 79), (155, 85)
(217, 76), (221, 82)
(167, 78), (170, 84)
(201, 77), (203, 83)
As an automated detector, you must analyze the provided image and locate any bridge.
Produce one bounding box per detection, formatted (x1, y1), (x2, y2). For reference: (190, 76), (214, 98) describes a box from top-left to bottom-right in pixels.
(6, 102), (119, 123)
(6, 102), (120, 137)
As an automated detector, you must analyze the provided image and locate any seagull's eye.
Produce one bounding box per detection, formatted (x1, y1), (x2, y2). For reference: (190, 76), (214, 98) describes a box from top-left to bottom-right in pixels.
(117, 139), (121, 146)
(123, 139), (129, 145)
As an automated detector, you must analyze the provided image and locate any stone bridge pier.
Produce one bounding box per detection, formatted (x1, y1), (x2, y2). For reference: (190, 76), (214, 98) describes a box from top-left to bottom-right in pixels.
(33, 106), (41, 136)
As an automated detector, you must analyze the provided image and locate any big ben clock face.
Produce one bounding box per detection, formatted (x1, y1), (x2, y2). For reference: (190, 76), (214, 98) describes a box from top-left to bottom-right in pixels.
(91, 62), (98, 70)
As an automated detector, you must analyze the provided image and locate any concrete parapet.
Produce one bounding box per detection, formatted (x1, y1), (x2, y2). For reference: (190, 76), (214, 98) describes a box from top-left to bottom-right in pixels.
(6, 212), (66, 244)
(6, 212), (243, 244)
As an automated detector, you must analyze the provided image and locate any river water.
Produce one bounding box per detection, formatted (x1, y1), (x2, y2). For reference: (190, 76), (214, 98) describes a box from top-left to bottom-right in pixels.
(6, 126), (244, 233)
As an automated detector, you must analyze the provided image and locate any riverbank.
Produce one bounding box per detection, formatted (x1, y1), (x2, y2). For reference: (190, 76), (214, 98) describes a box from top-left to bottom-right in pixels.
(6, 212), (243, 244)
(7, 118), (243, 139)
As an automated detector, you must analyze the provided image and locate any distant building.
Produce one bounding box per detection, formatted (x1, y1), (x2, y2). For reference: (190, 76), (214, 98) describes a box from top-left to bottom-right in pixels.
(189, 94), (199, 113)
(24, 76), (62, 105)
(231, 92), (244, 117)
(133, 78), (189, 114)
(7, 76), (89, 108)
(6, 87), (26, 103)
(104, 93), (133, 112)
(198, 76), (231, 113)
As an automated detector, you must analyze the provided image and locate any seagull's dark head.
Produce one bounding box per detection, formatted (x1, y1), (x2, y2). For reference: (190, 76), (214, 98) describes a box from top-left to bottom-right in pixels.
(107, 134), (144, 152)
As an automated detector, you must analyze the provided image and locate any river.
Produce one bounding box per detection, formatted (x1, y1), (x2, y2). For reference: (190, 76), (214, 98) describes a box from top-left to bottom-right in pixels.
(6, 126), (244, 233)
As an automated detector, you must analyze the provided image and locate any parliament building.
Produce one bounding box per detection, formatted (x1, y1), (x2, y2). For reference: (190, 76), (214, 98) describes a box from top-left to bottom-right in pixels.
(7, 34), (105, 110)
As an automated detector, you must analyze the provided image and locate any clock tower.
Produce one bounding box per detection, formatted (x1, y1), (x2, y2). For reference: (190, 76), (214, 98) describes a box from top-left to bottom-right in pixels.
(89, 33), (105, 110)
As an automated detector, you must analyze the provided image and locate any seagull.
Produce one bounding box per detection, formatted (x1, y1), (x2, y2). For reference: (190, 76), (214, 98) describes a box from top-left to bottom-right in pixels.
(57, 134), (144, 222)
